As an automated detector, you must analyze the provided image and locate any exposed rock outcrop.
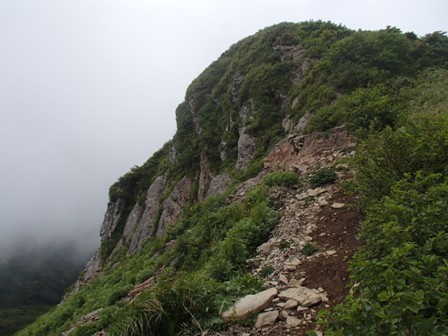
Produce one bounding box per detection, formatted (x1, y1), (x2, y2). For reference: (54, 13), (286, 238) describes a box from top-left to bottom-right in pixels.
(99, 200), (124, 241)
(263, 125), (355, 173)
(198, 153), (211, 201)
(79, 250), (103, 284)
(155, 176), (192, 237)
(236, 129), (256, 169)
(231, 73), (244, 103)
(207, 173), (232, 198)
(273, 45), (306, 62)
(126, 175), (166, 253)
(189, 96), (202, 135)
(198, 153), (232, 200)
(74, 200), (124, 287)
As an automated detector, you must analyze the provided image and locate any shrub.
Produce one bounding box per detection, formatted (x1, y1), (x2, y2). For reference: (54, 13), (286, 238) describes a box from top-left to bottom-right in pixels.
(301, 243), (319, 256)
(323, 174), (448, 335)
(106, 286), (131, 306)
(310, 168), (338, 188)
(259, 266), (275, 277)
(278, 240), (290, 250)
(263, 171), (300, 188)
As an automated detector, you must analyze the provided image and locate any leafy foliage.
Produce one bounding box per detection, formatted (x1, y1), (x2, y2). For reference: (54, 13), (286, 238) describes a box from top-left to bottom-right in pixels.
(301, 243), (319, 256)
(309, 168), (338, 188)
(18, 176), (281, 335)
(263, 171), (300, 188)
(321, 69), (448, 334)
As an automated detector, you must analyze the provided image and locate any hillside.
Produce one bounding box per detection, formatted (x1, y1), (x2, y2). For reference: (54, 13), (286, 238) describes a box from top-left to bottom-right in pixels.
(0, 243), (90, 336)
(17, 21), (448, 335)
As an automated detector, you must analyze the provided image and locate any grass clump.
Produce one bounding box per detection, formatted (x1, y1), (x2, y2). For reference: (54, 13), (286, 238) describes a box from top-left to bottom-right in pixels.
(310, 168), (338, 188)
(301, 243), (319, 256)
(259, 266), (275, 278)
(263, 171), (300, 188)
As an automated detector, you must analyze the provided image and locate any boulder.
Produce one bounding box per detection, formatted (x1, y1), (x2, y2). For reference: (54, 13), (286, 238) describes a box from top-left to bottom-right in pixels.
(278, 287), (322, 307)
(255, 310), (279, 328)
(222, 288), (278, 321)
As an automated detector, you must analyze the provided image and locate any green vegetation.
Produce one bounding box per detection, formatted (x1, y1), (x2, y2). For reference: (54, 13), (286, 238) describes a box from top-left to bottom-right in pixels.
(0, 306), (52, 336)
(0, 244), (89, 336)
(310, 168), (338, 188)
(263, 171), (299, 188)
(18, 176), (284, 335)
(301, 243), (319, 256)
(320, 70), (448, 334)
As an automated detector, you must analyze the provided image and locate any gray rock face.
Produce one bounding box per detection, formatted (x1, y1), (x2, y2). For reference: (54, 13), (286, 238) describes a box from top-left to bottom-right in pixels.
(122, 203), (144, 241)
(236, 128), (256, 169)
(168, 144), (177, 164)
(126, 175), (166, 253)
(239, 105), (251, 126)
(273, 45), (306, 62)
(99, 200), (124, 241)
(65, 200), (125, 296)
(222, 288), (278, 321)
(189, 96), (202, 135)
(295, 111), (310, 132)
(231, 73), (244, 103)
(155, 176), (192, 237)
(198, 153), (211, 201)
(282, 115), (294, 133)
(206, 173), (231, 198)
(198, 153), (231, 200)
(63, 248), (103, 299)
(220, 139), (227, 161)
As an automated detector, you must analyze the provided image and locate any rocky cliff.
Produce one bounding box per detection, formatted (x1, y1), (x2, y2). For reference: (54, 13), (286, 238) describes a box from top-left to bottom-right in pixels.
(19, 21), (448, 336)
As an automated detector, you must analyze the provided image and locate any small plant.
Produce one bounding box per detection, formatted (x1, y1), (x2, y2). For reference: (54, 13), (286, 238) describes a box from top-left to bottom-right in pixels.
(259, 266), (275, 277)
(278, 240), (290, 250)
(301, 243), (318, 256)
(106, 287), (132, 306)
(263, 171), (299, 188)
(310, 168), (338, 188)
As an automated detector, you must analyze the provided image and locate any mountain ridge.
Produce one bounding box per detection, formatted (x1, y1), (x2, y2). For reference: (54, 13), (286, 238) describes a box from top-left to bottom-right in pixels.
(18, 21), (448, 335)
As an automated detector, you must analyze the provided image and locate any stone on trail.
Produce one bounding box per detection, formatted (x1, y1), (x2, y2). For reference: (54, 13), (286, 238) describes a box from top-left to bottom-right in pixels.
(331, 202), (345, 209)
(286, 315), (301, 327)
(255, 310), (279, 328)
(222, 288), (278, 321)
(278, 286), (322, 307)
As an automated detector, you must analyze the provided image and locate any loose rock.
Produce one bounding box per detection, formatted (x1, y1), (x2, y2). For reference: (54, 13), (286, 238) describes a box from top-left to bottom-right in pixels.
(284, 299), (299, 309)
(278, 286), (322, 307)
(286, 315), (301, 327)
(222, 288), (278, 321)
(255, 310), (279, 328)
(279, 274), (289, 285)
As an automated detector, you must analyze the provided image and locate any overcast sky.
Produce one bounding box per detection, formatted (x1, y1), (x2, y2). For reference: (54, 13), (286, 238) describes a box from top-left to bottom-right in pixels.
(1, 0), (447, 257)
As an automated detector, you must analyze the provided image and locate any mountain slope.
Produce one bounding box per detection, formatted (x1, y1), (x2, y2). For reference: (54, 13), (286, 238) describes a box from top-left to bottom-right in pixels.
(0, 243), (90, 336)
(17, 21), (448, 335)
